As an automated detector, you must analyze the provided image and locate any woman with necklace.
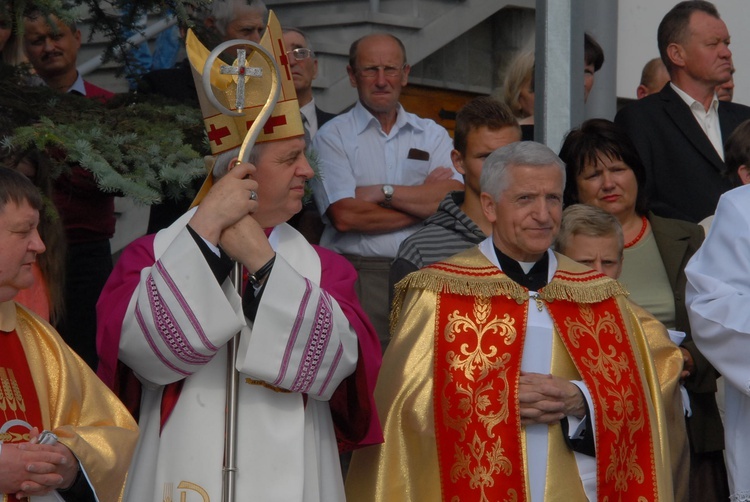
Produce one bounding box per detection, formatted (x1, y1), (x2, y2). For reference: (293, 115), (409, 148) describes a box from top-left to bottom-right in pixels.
(559, 118), (728, 502)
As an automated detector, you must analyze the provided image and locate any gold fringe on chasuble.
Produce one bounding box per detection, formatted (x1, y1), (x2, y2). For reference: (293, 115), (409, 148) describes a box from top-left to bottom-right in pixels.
(390, 248), (629, 335)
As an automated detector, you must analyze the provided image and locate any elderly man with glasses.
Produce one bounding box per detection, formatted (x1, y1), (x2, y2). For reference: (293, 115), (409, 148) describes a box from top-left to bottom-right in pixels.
(311, 33), (462, 352)
(282, 27), (336, 139)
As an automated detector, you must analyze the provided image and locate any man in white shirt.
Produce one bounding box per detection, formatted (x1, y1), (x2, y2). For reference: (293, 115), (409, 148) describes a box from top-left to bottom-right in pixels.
(615, 0), (750, 223)
(312, 33), (462, 349)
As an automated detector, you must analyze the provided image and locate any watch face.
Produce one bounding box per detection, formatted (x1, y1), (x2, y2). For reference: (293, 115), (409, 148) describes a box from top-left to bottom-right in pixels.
(383, 185), (394, 196)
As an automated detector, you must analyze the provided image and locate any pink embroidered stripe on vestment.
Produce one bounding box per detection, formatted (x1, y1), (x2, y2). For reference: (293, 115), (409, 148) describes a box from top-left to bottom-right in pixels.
(291, 290), (335, 393)
(136, 263), (216, 372)
(274, 278), (314, 386)
(155, 260), (220, 352)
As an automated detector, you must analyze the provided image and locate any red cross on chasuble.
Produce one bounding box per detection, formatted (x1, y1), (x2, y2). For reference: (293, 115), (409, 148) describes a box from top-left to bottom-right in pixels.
(433, 288), (658, 501)
(0, 330), (44, 444)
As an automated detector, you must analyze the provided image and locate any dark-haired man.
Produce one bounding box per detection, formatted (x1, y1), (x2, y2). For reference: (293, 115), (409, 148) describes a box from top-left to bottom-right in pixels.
(615, 0), (750, 223)
(0, 167), (137, 501)
(22, 10), (116, 370)
(389, 96), (520, 292)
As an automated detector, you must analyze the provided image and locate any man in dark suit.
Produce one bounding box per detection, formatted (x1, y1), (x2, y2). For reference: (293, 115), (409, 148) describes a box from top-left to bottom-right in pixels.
(615, 0), (750, 223)
(282, 27), (336, 244)
(282, 27), (336, 139)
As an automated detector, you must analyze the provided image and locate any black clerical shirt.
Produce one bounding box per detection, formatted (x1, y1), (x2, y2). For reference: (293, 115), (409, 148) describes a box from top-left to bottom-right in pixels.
(494, 246), (549, 291)
(493, 244), (595, 456)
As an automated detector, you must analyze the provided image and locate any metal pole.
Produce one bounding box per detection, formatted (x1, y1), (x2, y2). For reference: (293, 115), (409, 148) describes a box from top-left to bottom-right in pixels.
(221, 264), (243, 502)
(583, 0), (619, 120)
(534, 0), (583, 149)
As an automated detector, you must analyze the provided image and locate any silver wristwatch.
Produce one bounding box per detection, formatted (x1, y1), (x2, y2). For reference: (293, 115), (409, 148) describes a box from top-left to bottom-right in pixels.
(382, 184), (394, 208)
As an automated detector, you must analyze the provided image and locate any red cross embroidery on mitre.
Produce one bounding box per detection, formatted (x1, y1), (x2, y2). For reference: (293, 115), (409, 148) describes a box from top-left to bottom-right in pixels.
(208, 123), (232, 146)
(246, 114), (288, 135)
(277, 39), (292, 80)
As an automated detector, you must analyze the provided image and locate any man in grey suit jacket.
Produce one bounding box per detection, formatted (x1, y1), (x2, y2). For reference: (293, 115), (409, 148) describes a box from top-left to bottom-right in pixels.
(615, 0), (750, 223)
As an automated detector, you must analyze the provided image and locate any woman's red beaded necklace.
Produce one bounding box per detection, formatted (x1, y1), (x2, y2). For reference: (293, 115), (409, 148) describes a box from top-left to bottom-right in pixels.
(625, 215), (648, 248)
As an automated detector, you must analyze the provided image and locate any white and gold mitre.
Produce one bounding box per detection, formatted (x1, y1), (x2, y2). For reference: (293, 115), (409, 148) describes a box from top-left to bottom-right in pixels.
(186, 11), (304, 155)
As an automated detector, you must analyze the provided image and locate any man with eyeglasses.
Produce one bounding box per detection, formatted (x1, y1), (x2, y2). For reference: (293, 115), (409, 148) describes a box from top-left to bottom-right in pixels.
(282, 28), (336, 245)
(311, 33), (462, 353)
(283, 27), (336, 139)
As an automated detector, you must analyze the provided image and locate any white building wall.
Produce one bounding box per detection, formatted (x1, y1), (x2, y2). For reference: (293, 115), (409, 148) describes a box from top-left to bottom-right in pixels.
(617, 0), (749, 104)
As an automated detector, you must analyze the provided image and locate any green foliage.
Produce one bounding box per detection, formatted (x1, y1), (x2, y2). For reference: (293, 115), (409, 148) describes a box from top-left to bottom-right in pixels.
(1, 66), (208, 204)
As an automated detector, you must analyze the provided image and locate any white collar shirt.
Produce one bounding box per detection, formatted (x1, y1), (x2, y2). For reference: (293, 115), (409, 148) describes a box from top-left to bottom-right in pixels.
(68, 72), (87, 95)
(300, 99), (318, 138)
(311, 100), (456, 258)
(671, 82), (724, 160)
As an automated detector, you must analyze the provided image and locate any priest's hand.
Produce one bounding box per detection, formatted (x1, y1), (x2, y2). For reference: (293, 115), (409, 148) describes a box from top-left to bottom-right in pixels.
(518, 372), (586, 425)
(0, 440), (77, 497)
(190, 161), (259, 246)
(220, 214), (275, 274)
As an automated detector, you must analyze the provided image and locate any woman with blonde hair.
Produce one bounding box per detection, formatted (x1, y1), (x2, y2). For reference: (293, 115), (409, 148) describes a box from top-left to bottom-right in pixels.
(500, 50), (534, 139)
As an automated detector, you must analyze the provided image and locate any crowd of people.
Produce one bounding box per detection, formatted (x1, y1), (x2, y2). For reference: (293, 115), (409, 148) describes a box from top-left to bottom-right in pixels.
(1, 0), (749, 500)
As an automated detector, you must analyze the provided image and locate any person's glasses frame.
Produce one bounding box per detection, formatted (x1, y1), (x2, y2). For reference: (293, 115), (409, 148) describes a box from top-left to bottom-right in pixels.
(355, 64), (408, 78)
(286, 48), (314, 61)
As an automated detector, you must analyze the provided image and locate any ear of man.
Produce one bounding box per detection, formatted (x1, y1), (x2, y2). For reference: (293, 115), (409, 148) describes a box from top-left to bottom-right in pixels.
(738, 165), (750, 185)
(666, 43), (686, 70)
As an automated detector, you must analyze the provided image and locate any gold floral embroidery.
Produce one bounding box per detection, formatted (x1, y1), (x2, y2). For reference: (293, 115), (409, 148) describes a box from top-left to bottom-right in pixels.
(439, 296), (521, 499)
(444, 297), (517, 383)
(449, 432), (515, 502)
(559, 303), (651, 495)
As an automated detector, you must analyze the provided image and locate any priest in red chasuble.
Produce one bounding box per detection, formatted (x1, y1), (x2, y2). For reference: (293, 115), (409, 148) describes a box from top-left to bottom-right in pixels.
(0, 168), (138, 501)
(346, 141), (684, 501)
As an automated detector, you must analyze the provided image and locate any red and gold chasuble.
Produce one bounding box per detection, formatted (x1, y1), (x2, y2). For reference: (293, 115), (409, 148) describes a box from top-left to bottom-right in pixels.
(0, 329), (43, 444)
(428, 260), (659, 502)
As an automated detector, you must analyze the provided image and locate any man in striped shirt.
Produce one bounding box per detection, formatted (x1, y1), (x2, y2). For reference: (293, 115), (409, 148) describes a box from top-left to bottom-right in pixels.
(388, 97), (521, 296)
